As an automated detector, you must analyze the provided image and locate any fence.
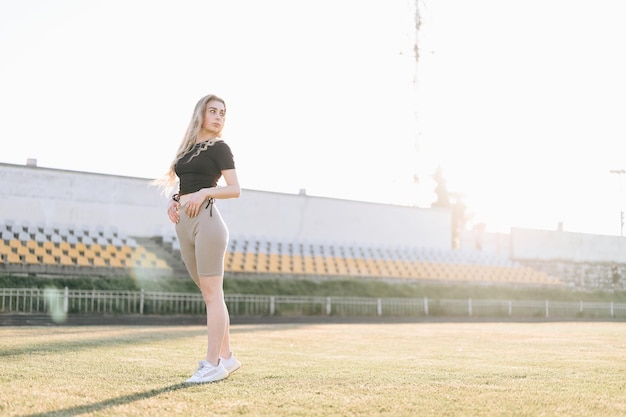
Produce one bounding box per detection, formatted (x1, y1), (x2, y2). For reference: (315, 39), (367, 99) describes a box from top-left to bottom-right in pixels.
(1, 288), (625, 320)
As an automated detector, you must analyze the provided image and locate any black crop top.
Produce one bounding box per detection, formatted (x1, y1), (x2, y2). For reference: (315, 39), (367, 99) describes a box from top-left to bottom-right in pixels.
(174, 140), (235, 195)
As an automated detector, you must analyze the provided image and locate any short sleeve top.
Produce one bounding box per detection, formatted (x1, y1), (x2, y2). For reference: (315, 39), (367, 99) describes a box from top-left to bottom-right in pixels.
(174, 140), (235, 195)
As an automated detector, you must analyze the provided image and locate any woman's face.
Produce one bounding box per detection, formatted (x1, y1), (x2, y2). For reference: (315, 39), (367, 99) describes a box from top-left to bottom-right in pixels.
(202, 100), (226, 136)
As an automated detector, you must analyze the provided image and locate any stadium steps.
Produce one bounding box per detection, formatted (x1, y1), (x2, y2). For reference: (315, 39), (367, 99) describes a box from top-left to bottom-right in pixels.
(132, 236), (188, 278)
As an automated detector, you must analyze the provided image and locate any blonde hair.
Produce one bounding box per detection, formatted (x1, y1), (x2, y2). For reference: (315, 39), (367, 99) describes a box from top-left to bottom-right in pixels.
(153, 94), (226, 194)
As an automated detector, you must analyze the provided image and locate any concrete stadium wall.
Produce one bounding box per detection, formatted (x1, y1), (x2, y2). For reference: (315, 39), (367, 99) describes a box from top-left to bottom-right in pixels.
(1, 163), (452, 249)
(511, 227), (626, 263)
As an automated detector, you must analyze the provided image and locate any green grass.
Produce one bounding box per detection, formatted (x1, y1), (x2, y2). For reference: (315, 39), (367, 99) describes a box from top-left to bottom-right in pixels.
(3, 274), (626, 303)
(2, 322), (625, 416)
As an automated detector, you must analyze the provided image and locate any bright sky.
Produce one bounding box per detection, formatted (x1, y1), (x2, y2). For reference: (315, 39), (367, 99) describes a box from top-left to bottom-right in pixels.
(1, 0), (625, 237)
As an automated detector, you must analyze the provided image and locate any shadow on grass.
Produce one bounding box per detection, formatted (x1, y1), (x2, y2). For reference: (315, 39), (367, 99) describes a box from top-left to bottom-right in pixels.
(2, 323), (307, 358)
(0, 328), (205, 358)
(21, 382), (191, 417)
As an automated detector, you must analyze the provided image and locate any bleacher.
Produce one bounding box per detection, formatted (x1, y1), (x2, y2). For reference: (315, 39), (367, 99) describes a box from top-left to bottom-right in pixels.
(0, 220), (562, 286)
(0, 220), (170, 276)
(164, 233), (561, 286)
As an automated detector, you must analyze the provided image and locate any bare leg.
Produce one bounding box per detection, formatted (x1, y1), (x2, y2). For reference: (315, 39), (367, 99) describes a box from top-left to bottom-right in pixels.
(220, 299), (233, 359)
(198, 274), (228, 366)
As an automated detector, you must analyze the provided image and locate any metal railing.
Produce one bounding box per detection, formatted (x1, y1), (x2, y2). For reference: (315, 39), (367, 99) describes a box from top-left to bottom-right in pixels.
(1, 288), (625, 319)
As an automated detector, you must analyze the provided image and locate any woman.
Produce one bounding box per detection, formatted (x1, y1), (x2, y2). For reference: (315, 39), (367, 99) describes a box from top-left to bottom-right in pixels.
(157, 94), (241, 383)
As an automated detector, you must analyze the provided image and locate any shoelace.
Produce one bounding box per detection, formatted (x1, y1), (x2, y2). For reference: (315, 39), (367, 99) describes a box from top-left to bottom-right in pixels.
(192, 362), (207, 377)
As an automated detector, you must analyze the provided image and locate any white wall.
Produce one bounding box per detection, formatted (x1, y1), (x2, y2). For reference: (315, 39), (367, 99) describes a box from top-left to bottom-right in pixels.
(511, 227), (626, 263)
(1, 163), (452, 249)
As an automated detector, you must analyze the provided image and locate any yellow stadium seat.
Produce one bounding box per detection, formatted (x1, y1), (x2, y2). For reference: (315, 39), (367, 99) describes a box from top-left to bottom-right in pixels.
(224, 251), (233, 264)
(314, 256), (327, 274)
(133, 245), (147, 256)
(48, 247), (64, 258)
(268, 254), (281, 273)
(76, 257), (91, 267)
(365, 259), (378, 275)
(291, 255), (304, 273)
(93, 257), (107, 267)
(242, 252), (256, 272)
(26, 240), (39, 250)
(256, 253), (269, 272)
(279, 254), (291, 271)
(16, 246), (30, 256)
(302, 256), (315, 274)
(104, 243), (115, 252)
(0, 244), (12, 256)
(24, 254), (39, 264)
(59, 255), (74, 266)
(6, 253), (21, 264)
(109, 258), (125, 268)
(333, 258), (349, 276)
(324, 257), (338, 275)
(42, 254), (56, 265)
(33, 246), (47, 257)
(355, 258), (369, 275)
(155, 259), (168, 269)
(58, 241), (71, 252)
(119, 245), (132, 256)
(229, 252), (244, 271)
(90, 243), (103, 254)
(137, 258), (155, 268)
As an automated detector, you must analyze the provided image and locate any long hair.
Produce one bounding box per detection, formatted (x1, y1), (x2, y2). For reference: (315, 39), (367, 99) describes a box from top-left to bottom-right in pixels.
(153, 94), (226, 194)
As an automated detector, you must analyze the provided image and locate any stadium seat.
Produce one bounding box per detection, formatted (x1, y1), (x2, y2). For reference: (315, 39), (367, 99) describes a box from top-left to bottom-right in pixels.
(34, 233), (46, 244)
(323, 257), (338, 275)
(24, 253), (39, 264)
(0, 244), (13, 256)
(6, 253), (21, 264)
(303, 256), (316, 274)
(242, 252), (257, 272)
(90, 243), (103, 255)
(256, 252), (269, 272)
(109, 258), (125, 268)
(264, 252), (279, 272)
(1, 231), (15, 242)
(25, 239), (39, 250)
(41, 254), (57, 265)
(228, 252), (244, 272)
(15, 245), (30, 257)
(58, 255), (74, 266)
(75, 242), (87, 254)
(313, 256), (326, 274)
(111, 237), (124, 248)
(92, 257), (107, 267)
(154, 259), (168, 269)
(74, 256), (90, 267)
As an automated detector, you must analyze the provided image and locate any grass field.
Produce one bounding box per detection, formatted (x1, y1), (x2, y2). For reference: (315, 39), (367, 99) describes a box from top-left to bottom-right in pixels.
(1, 322), (625, 417)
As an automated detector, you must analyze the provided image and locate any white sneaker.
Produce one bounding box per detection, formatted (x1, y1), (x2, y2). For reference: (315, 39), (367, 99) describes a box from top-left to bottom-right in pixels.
(185, 360), (229, 384)
(220, 355), (241, 374)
